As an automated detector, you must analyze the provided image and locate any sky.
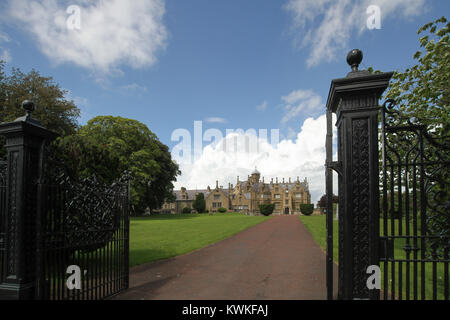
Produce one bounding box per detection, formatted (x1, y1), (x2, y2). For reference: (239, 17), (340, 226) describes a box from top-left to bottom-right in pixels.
(0, 0), (448, 203)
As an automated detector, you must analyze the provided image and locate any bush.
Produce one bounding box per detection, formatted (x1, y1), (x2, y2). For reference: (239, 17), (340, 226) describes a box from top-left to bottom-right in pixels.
(300, 204), (314, 216)
(259, 203), (275, 216)
(192, 193), (206, 213)
(218, 207), (227, 213)
(182, 207), (192, 214)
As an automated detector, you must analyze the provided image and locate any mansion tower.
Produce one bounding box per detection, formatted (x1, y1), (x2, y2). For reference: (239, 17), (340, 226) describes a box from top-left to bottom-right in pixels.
(159, 169), (311, 215)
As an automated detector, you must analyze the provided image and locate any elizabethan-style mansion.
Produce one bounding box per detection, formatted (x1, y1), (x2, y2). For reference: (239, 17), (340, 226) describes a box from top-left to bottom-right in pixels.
(158, 168), (311, 215)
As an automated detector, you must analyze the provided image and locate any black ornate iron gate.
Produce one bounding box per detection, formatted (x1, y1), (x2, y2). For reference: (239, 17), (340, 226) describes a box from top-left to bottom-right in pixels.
(380, 100), (449, 300)
(325, 49), (449, 300)
(0, 101), (131, 300)
(36, 166), (131, 300)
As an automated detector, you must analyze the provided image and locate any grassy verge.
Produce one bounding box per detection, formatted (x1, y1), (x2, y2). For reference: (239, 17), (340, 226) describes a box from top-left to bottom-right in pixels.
(298, 214), (447, 300)
(129, 212), (271, 267)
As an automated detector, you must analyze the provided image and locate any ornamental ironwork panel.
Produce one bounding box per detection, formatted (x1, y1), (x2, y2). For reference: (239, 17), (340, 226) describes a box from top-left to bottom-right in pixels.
(35, 143), (131, 300)
(380, 99), (449, 300)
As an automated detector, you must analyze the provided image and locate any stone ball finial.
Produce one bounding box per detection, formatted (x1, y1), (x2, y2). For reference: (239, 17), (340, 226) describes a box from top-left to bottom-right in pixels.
(22, 100), (35, 115)
(346, 49), (363, 71)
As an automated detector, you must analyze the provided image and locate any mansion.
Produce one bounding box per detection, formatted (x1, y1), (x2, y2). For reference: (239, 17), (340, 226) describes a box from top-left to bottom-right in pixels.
(158, 169), (311, 215)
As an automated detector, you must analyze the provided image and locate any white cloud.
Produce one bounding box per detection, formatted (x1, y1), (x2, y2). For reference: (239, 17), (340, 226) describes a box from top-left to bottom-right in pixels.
(0, 30), (11, 63)
(205, 117), (227, 124)
(284, 0), (426, 67)
(174, 113), (337, 204)
(6, 0), (168, 73)
(281, 89), (323, 123)
(256, 100), (268, 111)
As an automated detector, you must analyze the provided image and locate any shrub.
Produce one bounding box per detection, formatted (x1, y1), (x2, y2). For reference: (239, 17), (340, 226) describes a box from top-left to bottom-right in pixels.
(259, 203), (275, 216)
(300, 204), (314, 216)
(182, 207), (192, 214)
(192, 193), (206, 213)
(218, 207), (227, 213)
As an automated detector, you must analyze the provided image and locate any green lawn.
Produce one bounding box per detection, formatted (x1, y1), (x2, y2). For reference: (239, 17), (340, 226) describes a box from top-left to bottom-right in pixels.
(129, 212), (271, 267)
(299, 214), (447, 300)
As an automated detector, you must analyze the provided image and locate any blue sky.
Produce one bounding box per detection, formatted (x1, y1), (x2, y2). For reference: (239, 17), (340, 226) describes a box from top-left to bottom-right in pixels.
(0, 0), (448, 202)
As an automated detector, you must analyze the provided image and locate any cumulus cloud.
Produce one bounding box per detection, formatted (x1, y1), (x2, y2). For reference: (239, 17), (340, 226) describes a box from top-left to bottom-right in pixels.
(284, 0), (426, 67)
(6, 0), (167, 73)
(281, 89), (323, 123)
(173, 113), (337, 203)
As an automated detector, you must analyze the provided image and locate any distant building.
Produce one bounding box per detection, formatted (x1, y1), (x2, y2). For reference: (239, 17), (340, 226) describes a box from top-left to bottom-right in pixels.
(158, 168), (311, 215)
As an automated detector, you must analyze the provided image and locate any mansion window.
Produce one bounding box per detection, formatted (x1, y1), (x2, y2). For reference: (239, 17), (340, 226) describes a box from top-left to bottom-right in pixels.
(285, 199), (289, 205)
(274, 194), (280, 199)
(214, 194), (220, 200)
(213, 202), (222, 208)
(295, 193), (301, 198)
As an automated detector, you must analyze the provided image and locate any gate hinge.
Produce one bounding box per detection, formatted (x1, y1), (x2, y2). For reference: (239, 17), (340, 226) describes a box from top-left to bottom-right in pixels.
(325, 160), (342, 176)
(379, 237), (394, 260)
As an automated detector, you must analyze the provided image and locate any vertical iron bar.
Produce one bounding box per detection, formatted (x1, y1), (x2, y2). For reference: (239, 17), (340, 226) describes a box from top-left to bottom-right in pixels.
(412, 159), (418, 300)
(325, 108), (334, 300)
(381, 107), (388, 301)
(405, 153), (410, 300)
(419, 130), (426, 300)
(390, 161), (395, 300)
(397, 153), (403, 300)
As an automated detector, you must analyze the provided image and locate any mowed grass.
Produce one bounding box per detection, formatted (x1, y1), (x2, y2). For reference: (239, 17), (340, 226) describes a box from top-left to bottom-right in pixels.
(299, 214), (447, 300)
(129, 213), (271, 267)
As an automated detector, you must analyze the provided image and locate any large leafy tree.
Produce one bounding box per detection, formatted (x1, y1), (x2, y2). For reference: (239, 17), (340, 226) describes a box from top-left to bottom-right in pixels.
(384, 16), (449, 136)
(66, 116), (180, 215)
(0, 62), (80, 157)
(0, 62), (80, 134)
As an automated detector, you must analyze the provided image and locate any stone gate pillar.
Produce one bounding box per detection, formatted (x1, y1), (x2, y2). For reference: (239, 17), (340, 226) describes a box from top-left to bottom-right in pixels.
(0, 101), (56, 299)
(326, 50), (392, 300)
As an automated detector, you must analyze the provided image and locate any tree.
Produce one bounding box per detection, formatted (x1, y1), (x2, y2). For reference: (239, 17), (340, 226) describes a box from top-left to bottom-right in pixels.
(0, 62), (80, 157)
(192, 193), (206, 213)
(70, 116), (180, 215)
(317, 194), (338, 208)
(384, 16), (449, 137)
(258, 203), (275, 216)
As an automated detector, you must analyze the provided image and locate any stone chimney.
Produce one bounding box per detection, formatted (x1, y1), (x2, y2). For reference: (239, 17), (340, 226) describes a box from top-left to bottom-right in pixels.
(276, 177), (278, 183)
(289, 177), (291, 183)
(207, 186), (211, 192)
(282, 177), (285, 183)
(216, 180), (219, 189)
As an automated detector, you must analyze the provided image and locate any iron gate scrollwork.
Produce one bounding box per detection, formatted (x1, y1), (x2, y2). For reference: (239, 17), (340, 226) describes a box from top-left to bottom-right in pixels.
(36, 143), (131, 300)
(380, 99), (449, 300)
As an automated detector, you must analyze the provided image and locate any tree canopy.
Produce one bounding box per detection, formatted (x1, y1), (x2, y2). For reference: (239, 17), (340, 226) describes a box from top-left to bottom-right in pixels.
(0, 62), (80, 135)
(384, 16), (449, 138)
(0, 62), (80, 157)
(59, 116), (180, 214)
